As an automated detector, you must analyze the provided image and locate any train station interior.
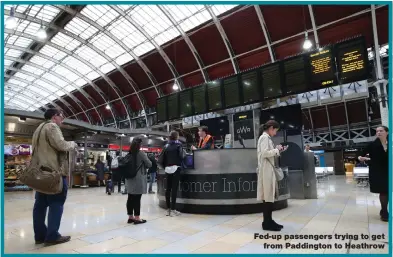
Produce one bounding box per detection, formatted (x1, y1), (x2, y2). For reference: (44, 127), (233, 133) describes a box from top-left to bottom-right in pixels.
(3, 3), (390, 254)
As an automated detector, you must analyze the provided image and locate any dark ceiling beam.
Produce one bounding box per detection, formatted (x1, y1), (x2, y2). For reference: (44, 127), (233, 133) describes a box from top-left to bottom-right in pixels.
(5, 5), (86, 81)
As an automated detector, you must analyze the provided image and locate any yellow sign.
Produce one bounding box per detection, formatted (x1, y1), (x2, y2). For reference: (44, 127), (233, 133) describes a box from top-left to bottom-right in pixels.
(5, 137), (32, 144)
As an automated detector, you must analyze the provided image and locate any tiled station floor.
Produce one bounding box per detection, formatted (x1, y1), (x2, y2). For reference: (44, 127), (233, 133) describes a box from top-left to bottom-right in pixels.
(4, 176), (389, 254)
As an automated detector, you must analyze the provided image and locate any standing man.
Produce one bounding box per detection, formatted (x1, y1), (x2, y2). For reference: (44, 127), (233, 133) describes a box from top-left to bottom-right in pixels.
(32, 109), (77, 246)
(148, 153), (158, 194)
(191, 126), (214, 150)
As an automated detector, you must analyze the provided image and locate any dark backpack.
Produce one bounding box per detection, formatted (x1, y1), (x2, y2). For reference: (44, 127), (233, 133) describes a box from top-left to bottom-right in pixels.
(118, 153), (142, 179)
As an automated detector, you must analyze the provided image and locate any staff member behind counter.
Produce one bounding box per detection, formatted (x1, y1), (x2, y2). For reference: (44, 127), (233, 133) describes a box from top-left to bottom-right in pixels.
(191, 126), (214, 150)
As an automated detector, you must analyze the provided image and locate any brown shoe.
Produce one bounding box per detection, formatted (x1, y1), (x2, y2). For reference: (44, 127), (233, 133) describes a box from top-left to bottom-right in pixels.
(44, 236), (71, 246)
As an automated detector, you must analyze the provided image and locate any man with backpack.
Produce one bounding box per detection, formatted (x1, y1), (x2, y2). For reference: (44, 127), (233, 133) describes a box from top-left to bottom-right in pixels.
(111, 151), (124, 194)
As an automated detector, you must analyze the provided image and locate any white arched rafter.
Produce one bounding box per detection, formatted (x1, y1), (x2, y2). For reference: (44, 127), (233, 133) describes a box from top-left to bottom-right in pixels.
(4, 55), (105, 126)
(254, 5), (276, 62)
(110, 5), (185, 90)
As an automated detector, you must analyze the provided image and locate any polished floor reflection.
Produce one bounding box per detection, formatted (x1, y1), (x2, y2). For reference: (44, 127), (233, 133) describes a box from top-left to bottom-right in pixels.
(4, 176), (389, 254)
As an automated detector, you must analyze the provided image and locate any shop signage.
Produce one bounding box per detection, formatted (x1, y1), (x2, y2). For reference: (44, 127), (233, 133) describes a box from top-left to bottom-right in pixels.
(5, 137), (32, 144)
(4, 145), (31, 155)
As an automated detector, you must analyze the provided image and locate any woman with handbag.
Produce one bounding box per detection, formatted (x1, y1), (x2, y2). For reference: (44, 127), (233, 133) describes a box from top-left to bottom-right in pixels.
(257, 120), (288, 232)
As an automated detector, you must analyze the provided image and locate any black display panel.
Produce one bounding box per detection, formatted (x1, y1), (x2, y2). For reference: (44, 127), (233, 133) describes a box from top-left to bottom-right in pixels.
(200, 117), (229, 137)
(193, 85), (207, 115)
(335, 37), (368, 84)
(260, 104), (302, 131)
(207, 81), (222, 111)
(156, 97), (167, 122)
(241, 71), (260, 103)
(309, 47), (337, 89)
(283, 55), (308, 94)
(261, 63), (282, 99)
(179, 89), (192, 118)
(223, 76), (240, 108)
(167, 93), (179, 120)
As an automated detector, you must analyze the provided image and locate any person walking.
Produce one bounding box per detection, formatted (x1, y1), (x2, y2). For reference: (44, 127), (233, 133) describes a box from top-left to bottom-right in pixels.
(32, 109), (77, 246)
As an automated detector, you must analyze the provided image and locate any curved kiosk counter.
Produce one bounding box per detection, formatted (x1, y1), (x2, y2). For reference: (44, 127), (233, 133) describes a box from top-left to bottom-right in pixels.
(157, 149), (290, 214)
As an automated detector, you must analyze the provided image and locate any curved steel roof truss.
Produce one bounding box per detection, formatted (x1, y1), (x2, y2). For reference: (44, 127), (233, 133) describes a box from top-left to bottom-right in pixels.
(254, 6), (276, 62)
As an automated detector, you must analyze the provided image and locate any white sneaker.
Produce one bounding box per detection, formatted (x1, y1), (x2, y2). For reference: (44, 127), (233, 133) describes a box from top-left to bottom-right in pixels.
(172, 210), (181, 216)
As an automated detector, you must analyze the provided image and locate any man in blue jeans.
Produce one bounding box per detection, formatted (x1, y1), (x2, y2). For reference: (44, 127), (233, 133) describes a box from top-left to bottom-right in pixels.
(148, 154), (158, 194)
(31, 109), (77, 246)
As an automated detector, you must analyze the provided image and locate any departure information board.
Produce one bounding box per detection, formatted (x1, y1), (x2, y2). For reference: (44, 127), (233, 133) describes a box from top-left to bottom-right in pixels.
(261, 63), (282, 99)
(335, 37), (368, 84)
(283, 55), (308, 94)
(223, 76), (240, 108)
(193, 85), (206, 115)
(207, 82), (222, 111)
(167, 94), (179, 120)
(309, 47), (336, 88)
(241, 71), (260, 103)
(179, 90), (192, 118)
(155, 37), (369, 122)
(156, 97), (167, 122)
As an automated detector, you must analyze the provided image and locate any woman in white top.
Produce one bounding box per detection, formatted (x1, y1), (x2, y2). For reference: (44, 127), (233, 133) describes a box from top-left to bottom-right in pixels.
(257, 120), (287, 231)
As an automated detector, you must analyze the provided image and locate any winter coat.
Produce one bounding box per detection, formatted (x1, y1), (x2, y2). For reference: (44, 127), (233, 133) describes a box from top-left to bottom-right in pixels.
(257, 132), (280, 203)
(125, 151), (152, 194)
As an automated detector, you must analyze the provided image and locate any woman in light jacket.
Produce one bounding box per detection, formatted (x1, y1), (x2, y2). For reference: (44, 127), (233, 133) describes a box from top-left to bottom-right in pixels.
(125, 138), (152, 224)
(257, 120), (287, 231)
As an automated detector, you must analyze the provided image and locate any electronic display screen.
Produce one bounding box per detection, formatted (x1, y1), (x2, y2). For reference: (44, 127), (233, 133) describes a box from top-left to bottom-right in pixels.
(193, 85), (207, 115)
(241, 71), (260, 103)
(167, 94), (179, 120)
(261, 63), (282, 99)
(260, 104), (302, 131)
(309, 47), (336, 88)
(156, 97), (167, 122)
(283, 55), (308, 94)
(200, 117), (229, 137)
(223, 76), (240, 108)
(207, 81), (222, 111)
(335, 37), (368, 84)
(179, 90), (192, 118)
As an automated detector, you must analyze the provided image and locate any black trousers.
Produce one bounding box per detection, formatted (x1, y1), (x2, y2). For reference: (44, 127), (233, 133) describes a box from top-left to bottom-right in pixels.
(127, 194), (142, 216)
(165, 169), (181, 210)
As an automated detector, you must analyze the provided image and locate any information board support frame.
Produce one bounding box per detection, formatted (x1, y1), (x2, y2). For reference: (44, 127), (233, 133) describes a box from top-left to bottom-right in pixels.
(371, 4), (384, 80)
(325, 105), (333, 141)
(308, 5), (320, 49)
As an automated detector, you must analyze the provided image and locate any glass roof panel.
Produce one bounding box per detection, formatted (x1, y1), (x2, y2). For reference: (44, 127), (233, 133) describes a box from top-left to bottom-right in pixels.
(6, 35), (33, 48)
(81, 5), (119, 27)
(21, 64), (45, 76)
(116, 53), (133, 65)
(54, 91), (65, 97)
(30, 55), (56, 69)
(5, 48), (23, 58)
(29, 86), (50, 97)
(62, 56), (93, 75)
(86, 71), (100, 80)
(64, 85), (77, 92)
(14, 95), (35, 105)
(39, 5), (61, 22)
(24, 22), (41, 36)
(133, 42), (155, 56)
(15, 20), (30, 33)
(9, 99), (29, 108)
(48, 95), (57, 101)
(90, 32), (125, 59)
(75, 45), (107, 67)
(211, 5), (238, 16)
(74, 78), (88, 87)
(35, 79), (56, 91)
(64, 17), (99, 40)
(130, 6), (172, 37)
(4, 60), (13, 66)
(8, 78), (27, 87)
(40, 45), (67, 60)
(154, 27), (180, 46)
(42, 73), (68, 87)
(52, 64), (80, 82)
(51, 32), (81, 51)
(100, 63), (116, 73)
(15, 72), (35, 82)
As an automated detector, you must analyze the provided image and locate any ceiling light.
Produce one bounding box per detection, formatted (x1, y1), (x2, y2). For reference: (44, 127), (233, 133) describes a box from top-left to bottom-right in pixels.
(36, 26), (47, 40)
(6, 7), (17, 29)
(18, 117), (26, 122)
(303, 32), (312, 50)
(173, 83), (179, 90)
(105, 104), (111, 110)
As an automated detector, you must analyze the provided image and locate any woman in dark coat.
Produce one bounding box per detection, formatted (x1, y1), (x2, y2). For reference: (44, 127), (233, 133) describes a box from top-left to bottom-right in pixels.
(358, 126), (389, 222)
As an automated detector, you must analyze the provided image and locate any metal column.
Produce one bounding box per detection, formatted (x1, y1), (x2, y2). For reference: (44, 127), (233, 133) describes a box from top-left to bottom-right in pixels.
(325, 105), (333, 141)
